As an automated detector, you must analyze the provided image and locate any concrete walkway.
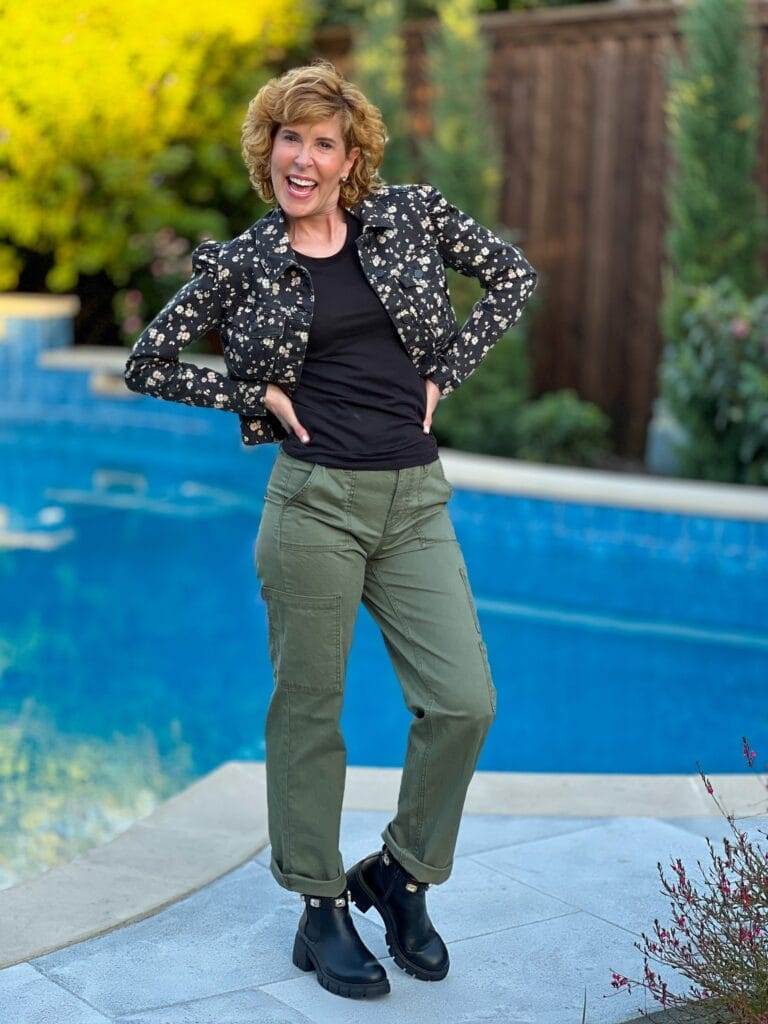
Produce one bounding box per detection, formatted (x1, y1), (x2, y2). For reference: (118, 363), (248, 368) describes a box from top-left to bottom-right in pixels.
(3, 804), (766, 1024)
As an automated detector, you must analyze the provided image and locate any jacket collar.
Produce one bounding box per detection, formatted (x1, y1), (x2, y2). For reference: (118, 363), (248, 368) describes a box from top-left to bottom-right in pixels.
(248, 189), (395, 280)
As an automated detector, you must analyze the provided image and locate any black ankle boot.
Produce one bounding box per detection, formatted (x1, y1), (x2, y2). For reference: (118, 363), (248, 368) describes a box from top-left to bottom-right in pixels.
(347, 843), (449, 981)
(291, 889), (390, 998)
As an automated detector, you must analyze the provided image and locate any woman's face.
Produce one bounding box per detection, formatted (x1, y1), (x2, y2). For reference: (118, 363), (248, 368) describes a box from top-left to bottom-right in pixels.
(270, 115), (360, 218)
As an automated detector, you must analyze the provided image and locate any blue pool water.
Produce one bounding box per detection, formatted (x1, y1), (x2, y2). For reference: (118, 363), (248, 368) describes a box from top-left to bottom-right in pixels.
(1, 416), (767, 794)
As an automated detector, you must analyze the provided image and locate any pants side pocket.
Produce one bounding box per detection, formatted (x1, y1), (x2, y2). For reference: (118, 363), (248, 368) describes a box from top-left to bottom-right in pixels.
(261, 586), (343, 694)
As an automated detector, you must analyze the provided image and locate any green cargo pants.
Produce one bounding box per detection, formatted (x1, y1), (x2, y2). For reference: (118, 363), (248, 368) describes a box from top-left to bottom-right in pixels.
(254, 447), (497, 898)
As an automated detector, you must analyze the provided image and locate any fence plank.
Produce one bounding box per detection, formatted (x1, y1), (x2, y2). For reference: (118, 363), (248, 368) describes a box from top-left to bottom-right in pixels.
(316, 1), (768, 458)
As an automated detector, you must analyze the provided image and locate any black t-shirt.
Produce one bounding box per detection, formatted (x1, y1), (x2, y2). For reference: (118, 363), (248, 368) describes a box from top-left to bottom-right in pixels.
(280, 208), (439, 470)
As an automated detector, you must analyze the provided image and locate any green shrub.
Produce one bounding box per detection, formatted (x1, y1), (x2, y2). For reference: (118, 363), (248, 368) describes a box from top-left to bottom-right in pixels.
(430, 318), (530, 454)
(432, 270), (612, 466)
(659, 277), (768, 484)
(659, 0), (767, 350)
(512, 389), (612, 466)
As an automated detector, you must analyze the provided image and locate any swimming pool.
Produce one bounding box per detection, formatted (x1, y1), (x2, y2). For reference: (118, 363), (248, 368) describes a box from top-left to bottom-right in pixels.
(2, 413), (766, 791)
(3, 293), (767, 896)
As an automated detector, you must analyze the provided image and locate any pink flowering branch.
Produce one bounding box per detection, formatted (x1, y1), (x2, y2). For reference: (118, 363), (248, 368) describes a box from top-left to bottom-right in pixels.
(607, 737), (768, 1023)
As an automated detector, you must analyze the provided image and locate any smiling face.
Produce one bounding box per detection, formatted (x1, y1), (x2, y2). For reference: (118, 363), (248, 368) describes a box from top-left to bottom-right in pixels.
(270, 115), (360, 219)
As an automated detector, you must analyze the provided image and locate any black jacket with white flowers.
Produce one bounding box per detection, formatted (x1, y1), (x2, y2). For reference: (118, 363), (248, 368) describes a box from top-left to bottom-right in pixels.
(123, 183), (538, 446)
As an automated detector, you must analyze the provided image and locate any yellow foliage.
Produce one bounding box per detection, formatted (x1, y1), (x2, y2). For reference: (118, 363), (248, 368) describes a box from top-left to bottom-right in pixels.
(0, 0), (315, 289)
(438, 0), (479, 45)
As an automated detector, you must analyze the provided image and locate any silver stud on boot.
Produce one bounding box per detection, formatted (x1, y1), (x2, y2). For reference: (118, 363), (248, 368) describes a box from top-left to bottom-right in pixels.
(382, 845), (430, 893)
(304, 892), (348, 909)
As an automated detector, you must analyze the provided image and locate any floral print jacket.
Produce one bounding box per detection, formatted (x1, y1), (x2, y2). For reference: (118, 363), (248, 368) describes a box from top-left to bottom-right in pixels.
(123, 183), (538, 446)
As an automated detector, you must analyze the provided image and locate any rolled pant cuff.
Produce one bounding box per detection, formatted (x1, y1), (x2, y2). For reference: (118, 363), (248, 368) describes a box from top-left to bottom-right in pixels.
(381, 825), (452, 885)
(269, 852), (347, 897)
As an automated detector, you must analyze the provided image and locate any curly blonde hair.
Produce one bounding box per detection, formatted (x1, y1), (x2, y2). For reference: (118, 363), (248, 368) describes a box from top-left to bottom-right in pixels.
(241, 58), (388, 208)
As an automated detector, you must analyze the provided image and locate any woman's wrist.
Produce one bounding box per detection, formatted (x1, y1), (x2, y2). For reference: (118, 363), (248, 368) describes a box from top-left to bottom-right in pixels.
(426, 363), (456, 398)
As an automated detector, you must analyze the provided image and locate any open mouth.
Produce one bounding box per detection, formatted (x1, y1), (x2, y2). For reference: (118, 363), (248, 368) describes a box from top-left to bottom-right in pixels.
(286, 175), (318, 198)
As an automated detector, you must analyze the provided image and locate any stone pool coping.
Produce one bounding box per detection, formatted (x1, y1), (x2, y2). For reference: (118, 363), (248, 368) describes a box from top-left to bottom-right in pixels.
(439, 448), (768, 522)
(0, 764), (763, 971)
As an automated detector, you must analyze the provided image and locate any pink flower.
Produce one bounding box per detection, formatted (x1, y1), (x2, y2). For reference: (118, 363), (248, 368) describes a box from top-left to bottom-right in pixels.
(729, 317), (750, 339)
(742, 736), (756, 767)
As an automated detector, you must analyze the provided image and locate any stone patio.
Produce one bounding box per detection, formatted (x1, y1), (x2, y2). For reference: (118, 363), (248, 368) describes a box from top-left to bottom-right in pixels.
(1, 764), (764, 1023)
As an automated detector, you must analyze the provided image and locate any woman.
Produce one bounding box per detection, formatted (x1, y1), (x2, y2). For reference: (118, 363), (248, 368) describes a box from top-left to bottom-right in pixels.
(124, 58), (538, 1000)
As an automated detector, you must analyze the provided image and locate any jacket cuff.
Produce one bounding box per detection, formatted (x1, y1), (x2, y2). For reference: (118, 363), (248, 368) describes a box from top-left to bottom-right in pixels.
(234, 380), (268, 417)
(426, 359), (458, 398)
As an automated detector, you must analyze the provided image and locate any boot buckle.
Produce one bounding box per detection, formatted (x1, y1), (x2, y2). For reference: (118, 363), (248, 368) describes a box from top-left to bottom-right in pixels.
(405, 880), (431, 893)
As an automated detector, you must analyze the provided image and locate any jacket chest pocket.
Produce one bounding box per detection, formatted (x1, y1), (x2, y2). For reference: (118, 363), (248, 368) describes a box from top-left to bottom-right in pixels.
(396, 262), (457, 343)
(224, 318), (286, 381)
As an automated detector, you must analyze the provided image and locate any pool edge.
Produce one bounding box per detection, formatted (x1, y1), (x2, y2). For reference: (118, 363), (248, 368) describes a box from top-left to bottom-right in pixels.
(0, 763), (762, 970)
(440, 447), (768, 521)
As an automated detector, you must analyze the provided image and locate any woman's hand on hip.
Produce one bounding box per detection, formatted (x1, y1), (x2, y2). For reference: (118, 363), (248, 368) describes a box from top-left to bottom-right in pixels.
(264, 383), (311, 444)
(423, 378), (441, 434)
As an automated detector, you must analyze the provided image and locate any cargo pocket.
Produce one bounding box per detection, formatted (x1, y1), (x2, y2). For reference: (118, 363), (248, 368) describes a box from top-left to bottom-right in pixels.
(458, 565), (481, 633)
(478, 637), (497, 713)
(260, 586), (342, 694)
(459, 566), (496, 713)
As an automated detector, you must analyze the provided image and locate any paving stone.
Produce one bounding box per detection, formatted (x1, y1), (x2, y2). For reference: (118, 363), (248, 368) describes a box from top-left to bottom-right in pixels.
(0, 962), (110, 1024)
(29, 860), (381, 1018)
(468, 817), (726, 936)
(20, 813), (725, 1024)
(258, 911), (661, 1024)
(113, 988), (313, 1023)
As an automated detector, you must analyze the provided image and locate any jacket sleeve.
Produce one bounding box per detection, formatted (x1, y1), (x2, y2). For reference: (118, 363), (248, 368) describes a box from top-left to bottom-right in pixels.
(417, 184), (539, 398)
(123, 240), (269, 417)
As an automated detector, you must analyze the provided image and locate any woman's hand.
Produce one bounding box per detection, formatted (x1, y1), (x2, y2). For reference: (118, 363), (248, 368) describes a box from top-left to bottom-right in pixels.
(264, 383), (311, 444)
(423, 378), (441, 434)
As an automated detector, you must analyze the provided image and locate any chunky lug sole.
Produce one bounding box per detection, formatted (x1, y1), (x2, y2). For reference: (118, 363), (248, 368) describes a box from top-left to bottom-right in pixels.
(347, 861), (449, 982)
(291, 930), (391, 998)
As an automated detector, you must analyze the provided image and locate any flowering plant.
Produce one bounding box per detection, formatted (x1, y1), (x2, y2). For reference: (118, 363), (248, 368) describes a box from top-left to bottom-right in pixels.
(659, 277), (768, 485)
(608, 737), (768, 1024)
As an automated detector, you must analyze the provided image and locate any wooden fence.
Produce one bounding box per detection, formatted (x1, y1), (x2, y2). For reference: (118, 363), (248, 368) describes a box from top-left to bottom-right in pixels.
(316, 1), (768, 459)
